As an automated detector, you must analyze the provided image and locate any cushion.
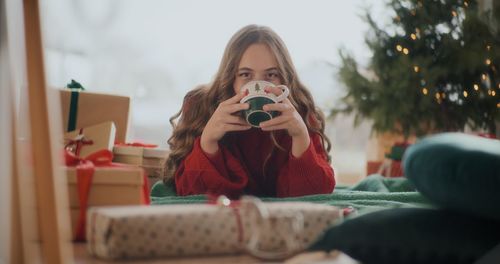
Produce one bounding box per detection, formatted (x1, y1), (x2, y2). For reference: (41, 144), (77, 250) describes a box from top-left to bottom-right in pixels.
(151, 180), (177, 197)
(403, 133), (500, 220)
(309, 208), (500, 264)
(350, 174), (416, 192)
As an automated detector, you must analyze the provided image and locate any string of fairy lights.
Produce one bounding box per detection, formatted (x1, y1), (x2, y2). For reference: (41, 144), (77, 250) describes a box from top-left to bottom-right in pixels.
(393, 0), (499, 108)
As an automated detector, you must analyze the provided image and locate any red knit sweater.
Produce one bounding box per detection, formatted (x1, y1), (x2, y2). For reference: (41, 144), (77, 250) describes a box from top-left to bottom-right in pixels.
(174, 128), (335, 198)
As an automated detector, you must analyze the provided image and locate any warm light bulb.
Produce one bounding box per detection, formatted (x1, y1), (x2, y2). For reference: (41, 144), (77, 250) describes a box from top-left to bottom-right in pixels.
(487, 45), (491, 51)
(482, 74), (487, 80)
(463, 91), (468, 97)
(403, 48), (409, 55)
(486, 59), (491, 65)
(410, 33), (417, 40)
(497, 102), (500, 108)
(488, 90), (492, 95)
(464, 1), (469, 7)
(435, 93), (440, 99)
(414, 66), (419, 72)
(474, 84), (479, 90)
(422, 88), (428, 95)
(492, 91), (497, 96)
(396, 45), (403, 51)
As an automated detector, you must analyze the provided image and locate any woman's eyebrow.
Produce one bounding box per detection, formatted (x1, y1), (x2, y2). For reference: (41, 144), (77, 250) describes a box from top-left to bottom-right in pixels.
(238, 67), (254, 72)
(265, 67), (279, 72)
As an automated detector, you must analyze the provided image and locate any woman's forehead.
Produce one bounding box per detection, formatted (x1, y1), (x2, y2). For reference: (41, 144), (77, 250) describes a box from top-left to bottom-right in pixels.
(238, 43), (278, 71)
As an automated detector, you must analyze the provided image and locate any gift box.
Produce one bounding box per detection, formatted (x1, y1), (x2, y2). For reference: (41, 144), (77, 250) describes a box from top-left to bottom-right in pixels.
(66, 167), (147, 208)
(64, 121), (116, 157)
(113, 144), (169, 189)
(366, 160), (404, 177)
(366, 132), (416, 161)
(59, 88), (130, 142)
(366, 142), (409, 177)
(87, 197), (343, 260)
(65, 149), (150, 241)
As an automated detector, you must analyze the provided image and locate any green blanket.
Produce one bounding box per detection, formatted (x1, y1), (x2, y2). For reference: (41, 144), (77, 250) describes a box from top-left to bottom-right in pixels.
(150, 175), (433, 215)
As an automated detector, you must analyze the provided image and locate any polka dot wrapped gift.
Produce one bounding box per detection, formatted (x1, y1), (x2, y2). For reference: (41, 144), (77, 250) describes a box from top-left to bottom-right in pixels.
(87, 196), (343, 260)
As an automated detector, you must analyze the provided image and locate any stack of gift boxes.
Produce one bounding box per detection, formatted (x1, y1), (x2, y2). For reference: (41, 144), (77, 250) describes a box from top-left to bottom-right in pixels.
(61, 81), (169, 241)
(113, 143), (168, 190)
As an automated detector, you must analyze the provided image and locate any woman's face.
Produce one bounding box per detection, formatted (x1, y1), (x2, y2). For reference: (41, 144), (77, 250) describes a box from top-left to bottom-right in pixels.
(234, 43), (282, 94)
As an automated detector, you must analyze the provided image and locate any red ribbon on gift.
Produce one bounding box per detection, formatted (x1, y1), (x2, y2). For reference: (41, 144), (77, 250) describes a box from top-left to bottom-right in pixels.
(65, 128), (94, 156)
(114, 141), (158, 148)
(65, 149), (150, 241)
(207, 194), (244, 244)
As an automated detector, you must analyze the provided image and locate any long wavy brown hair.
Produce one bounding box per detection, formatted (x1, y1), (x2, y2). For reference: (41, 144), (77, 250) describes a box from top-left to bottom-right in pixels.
(164, 25), (332, 184)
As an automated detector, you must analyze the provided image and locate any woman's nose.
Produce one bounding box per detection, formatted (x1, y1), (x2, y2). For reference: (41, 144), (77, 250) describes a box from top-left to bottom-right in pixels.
(253, 73), (265, 81)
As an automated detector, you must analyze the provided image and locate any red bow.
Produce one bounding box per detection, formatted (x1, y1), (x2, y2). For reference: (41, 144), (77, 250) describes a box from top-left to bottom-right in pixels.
(65, 149), (150, 241)
(65, 128), (94, 156)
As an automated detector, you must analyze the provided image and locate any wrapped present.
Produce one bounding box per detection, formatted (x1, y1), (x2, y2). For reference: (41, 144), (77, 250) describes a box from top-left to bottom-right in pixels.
(366, 160), (383, 176)
(113, 143), (169, 189)
(59, 81), (130, 142)
(87, 197), (343, 260)
(366, 142), (410, 177)
(64, 121), (116, 157)
(366, 132), (416, 161)
(367, 159), (404, 177)
(375, 159), (404, 177)
(65, 149), (150, 241)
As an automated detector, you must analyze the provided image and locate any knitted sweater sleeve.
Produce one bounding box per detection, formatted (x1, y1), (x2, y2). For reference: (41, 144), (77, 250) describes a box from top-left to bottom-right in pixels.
(276, 133), (335, 197)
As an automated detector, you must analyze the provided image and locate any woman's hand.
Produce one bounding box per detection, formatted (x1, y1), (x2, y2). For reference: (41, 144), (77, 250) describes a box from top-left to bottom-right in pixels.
(259, 86), (310, 157)
(201, 92), (251, 154)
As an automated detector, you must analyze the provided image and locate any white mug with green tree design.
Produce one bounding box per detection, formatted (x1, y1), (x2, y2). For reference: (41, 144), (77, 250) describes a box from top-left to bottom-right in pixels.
(240, 80), (289, 127)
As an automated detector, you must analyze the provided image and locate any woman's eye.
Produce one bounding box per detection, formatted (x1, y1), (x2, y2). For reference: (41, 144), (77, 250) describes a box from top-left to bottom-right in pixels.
(239, 72), (251, 78)
(267, 73), (279, 79)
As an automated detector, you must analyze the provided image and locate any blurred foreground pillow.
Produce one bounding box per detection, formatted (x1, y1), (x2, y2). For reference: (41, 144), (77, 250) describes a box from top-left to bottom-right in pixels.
(309, 208), (500, 264)
(403, 133), (500, 220)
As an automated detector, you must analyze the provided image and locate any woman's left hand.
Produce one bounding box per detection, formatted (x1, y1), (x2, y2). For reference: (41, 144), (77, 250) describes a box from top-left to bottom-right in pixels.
(259, 86), (308, 139)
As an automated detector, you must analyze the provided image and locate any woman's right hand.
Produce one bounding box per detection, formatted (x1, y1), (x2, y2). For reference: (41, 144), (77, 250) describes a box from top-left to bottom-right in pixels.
(201, 92), (251, 154)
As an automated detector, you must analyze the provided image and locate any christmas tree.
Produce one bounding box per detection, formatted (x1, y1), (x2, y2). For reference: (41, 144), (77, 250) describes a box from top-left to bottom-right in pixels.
(335, 0), (500, 138)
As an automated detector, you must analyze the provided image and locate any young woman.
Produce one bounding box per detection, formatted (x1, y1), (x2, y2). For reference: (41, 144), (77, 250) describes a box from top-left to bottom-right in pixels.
(165, 25), (335, 198)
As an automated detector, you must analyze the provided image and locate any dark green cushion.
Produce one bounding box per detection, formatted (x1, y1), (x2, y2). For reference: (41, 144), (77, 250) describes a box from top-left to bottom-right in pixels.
(403, 133), (500, 220)
(309, 208), (500, 264)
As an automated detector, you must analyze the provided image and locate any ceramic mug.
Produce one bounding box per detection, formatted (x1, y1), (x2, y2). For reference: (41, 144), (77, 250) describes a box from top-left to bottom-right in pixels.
(240, 80), (289, 127)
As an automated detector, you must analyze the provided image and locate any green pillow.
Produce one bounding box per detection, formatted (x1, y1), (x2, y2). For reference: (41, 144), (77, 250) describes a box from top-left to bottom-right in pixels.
(403, 133), (500, 220)
(309, 208), (500, 264)
(150, 180), (177, 198)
